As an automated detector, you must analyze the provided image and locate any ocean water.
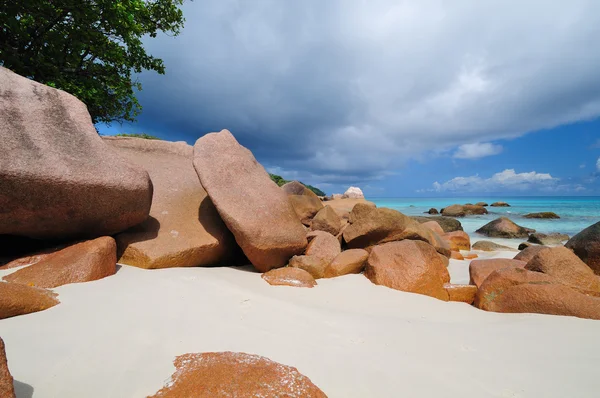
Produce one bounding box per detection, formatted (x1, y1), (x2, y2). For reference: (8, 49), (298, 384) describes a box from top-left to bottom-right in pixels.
(370, 197), (600, 244)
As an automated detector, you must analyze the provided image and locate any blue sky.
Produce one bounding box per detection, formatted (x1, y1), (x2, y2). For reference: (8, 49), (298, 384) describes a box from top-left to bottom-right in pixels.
(99, 0), (600, 197)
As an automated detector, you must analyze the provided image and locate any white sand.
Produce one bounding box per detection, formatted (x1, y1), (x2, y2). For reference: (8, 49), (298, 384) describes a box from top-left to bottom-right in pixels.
(1, 259), (600, 398)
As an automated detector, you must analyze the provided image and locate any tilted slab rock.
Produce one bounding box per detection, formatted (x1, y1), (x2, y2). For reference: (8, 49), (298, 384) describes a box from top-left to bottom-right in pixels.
(105, 137), (237, 268)
(193, 130), (307, 272)
(0, 282), (59, 319)
(282, 181), (324, 225)
(0, 67), (152, 240)
(262, 267), (317, 288)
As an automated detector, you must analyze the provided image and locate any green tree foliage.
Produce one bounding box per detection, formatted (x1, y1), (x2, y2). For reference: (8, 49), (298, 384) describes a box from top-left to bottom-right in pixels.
(269, 173), (326, 196)
(0, 0), (185, 124)
(114, 132), (161, 140)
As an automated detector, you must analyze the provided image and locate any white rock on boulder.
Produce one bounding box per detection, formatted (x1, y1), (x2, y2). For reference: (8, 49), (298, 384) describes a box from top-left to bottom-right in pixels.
(342, 186), (364, 199)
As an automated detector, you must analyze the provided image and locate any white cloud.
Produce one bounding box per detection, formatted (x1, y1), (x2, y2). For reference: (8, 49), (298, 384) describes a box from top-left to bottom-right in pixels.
(133, 0), (600, 182)
(597, 157), (600, 171)
(453, 142), (503, 159)
(432, 169), (558, 192)
(580, 164), (586, 168)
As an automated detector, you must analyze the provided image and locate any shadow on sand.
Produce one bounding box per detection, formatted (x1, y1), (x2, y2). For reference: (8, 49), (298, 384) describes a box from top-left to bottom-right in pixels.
(14, 380), (34, 398)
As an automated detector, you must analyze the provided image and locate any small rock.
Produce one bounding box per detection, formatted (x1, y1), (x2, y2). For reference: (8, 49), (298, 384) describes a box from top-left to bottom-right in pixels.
(490, 201), (510, 207)
(311, 206), (342, 236)
(0, 282), (59, 319)
(463, 253), (478, 259)
(441, 204), (488, 217)
(443, 231), (471, 251)
(342, 186), (364, 199)
(476, 217), (532, 239)
(514, 245), (550, 262)
(444, 284), (477, 304)
(527, 232), (569, 245)
(450, 251), (464, 260)
(411, 216), (463, 233)
(518, 242), (532, 250)
(426, 208), (439, 215)
(472, 241), (516, 251)
(523, 212), (560, 219)
(262, 267), (317, 288)
(469, 258), (527, 288)
(305, 231), (341, 265)
(324, 249), (369, 277)
(475, 202), (488, 207)
(289, 255), (328, 279)
(421, 221), (444, 235)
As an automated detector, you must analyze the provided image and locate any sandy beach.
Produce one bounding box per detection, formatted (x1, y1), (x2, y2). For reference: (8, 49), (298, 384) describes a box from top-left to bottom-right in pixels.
(2, 254), (600, 398)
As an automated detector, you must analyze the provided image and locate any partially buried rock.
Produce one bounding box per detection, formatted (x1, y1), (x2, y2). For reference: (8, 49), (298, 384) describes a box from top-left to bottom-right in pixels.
(441, 204), (487, 217)
(305, 231), (341, 265)
(311, 206), (342, 236)
(411, 216), (463, 233)
(0, 67), (152, 240)
(565, 221), (600, 275)
(525, 246), (600, 295)
(514, 245), (549, 263)
(426, 208), (439, 215)
(476, 217), (532, 239)
(282, 181), (324, 225)
(105, 137), (238, 269)
(365, 240), (450, 300)
(193, 130), (307, 272)
(469, 258), (527, 288)
(3, 237), (116, 288)
(472, 241), (516, 251)
(527, 232), (569, 245)
(475, 202), (488, 207)
(0, 337), (15, 398)
(450, 251), (464, 260)
(443, 231), (471, 251)
(524, 212), (560, 219)
(324, 249), (369, 277)
(444, 284), (477, 304)
(0, 282), (59, 319)
(149, 352), (327, 397)
(490, 201), (510, 207)
(262, 267), (317, 287)
(289, 255), (328, 279)
(518, 242), (532, 251)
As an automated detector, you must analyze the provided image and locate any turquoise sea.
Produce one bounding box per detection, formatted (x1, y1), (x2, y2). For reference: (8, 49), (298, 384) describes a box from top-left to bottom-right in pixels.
(370, 197), (600, 239)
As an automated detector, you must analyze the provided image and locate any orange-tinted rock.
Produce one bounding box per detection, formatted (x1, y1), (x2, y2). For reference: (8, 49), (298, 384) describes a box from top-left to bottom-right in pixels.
(450, 251), (464, 260)
(104, 137), (238, 269)
(326, 198), (375, 220)
(441, 204), (488, 217)
(262, 267), (317, 287)
(348, 202), (377, 223)
(0, 338), (15, 398)
(365, 240), (450, 300)
(324, 249), (369, 277)
(0, 248), (59, 270)
(283, 181), (324, 225)
(421, 221), (444, 235)
(463, 253), (478, 259)
(469, 258), (527, 288)
(0, 67), (152, 240)
(0, 282), (59, 319)
(439, 253), (450, 267)
(3, 237), (116, 288)
(514, 245), (550, 262)
(472, 241), (516, 252)
(411, 216), (464, 233)
(305, 232), (341, 265)
(474, 267), (556, 310)
(149, 352), (327, 397)
(566, 221), (600, 275)
(443, 231), (471, 251)
(525, 246), (600, 294)
(311, 206), (342, 236)
(444, 283), (477, 304)
(482, 283), (600, 320)
(289, 255), (328, 279)
(476, 217), (532, 239)
(193, 130), (307, 272)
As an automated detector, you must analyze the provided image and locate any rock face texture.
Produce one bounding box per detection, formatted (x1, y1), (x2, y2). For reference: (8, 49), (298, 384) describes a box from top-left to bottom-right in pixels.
(421, 221), (444, 235)
(365, 240), (450, 300)
(282, 181), (324, 225)
(105, 137), (237, 268)
(305, 232), (341, 265)
(193, 130), (307, 272)
(3, 237), (116, 288)
(342, 186), (364, 199)
(566, 221), (600, 275)
(289, 255), (328, 279)
(514, 245), (550, 263)
(149, 352), (327, 397)
(443, 231), (471, 251)
(0, 67), (152, 240)
(0, 338), (16, 398)
(524, 212), (560, 219)
(476, 217), (532, 239)
(441, 204), (488, 217)
(310, 206), (342, 236)
(469, 258), (527, 288)
(527, 232), (569, 245)
(524, 246), (600, 295)
(0, 282), (59, 319)
(324, 249), (369, 277)
(262, 267), (317, 287)
(472, 241), (516, 251)
(444, 284), (477, 304)
(411, 216), (463, 233)
(326, 199), (375, 220)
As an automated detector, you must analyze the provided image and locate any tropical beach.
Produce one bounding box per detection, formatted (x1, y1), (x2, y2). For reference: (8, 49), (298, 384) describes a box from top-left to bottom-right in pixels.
(2, 1), (600, 398)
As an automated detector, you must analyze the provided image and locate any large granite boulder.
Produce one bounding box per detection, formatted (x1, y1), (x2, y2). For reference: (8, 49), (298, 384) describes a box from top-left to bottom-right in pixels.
(0, 282), (59, 319)
(310, 206), (342, 236)
(476, 217), (532, 238)
(524, 212), (560, 219)
(3, 237), (116, 288)
(525, 246), (600, 295)
(566, 221), (600, 275)
(441, 204), (488, 217)
(149, 352), (327, 397)
(411, 216), (463, 233)
(0, 67), (152, 240)
(282, 181), (324, 225)
(527, 232), (569, 245)
(0, 338), (15, 398)
(104, 137), (237, 268)
(469, 258), (527, 288)
(365, 240), (450, 300)
(342, 186), (364, 199)
(472, 241), (516, 251)
(514, 245), (550, 262)
(324, 249), (369, 278)
(193, 130), (307, 272)
(261, 267), (317, 288)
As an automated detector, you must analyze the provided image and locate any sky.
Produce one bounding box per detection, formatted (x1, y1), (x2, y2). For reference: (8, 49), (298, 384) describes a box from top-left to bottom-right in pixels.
(99, 0), (600, 197)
